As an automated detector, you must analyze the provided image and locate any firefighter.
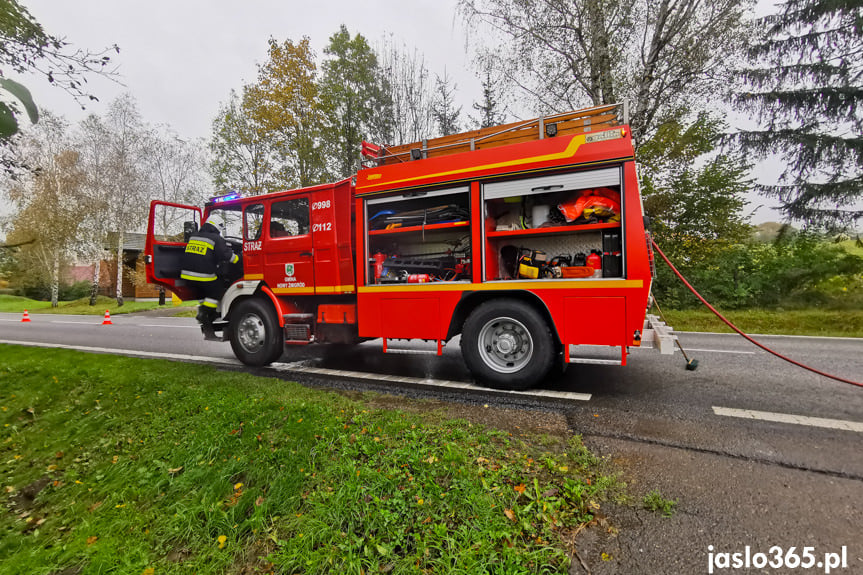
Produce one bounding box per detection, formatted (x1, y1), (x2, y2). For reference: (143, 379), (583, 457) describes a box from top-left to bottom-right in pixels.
(180, 214), (239, 338)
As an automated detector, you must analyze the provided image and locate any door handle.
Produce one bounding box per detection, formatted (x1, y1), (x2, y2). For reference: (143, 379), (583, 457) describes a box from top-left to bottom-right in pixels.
(300, 251), (313, 257)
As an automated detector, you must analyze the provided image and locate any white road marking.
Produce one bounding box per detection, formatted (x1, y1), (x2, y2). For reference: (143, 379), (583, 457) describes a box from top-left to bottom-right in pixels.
(0, 339), (236, 364)
(52, 321), (106, 325)
(140, 324), (200, 329)
(684, 348), (756, 355)
(0, 340), (591, 400)
(272, 361), (592, 401)
(712, 406), (863, 433)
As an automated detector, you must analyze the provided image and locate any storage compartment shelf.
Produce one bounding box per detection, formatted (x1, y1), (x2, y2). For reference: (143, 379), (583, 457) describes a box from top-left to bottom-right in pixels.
(488, 221), (620, 238)
(369, 220), (470, 236)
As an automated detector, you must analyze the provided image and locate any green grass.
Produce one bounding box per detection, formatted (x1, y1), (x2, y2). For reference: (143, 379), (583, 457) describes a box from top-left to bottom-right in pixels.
(642, 490), (676, 517)
(0, 294), (193, 315)
(657, 308), (863, 338)
(0, 346), (620, 574)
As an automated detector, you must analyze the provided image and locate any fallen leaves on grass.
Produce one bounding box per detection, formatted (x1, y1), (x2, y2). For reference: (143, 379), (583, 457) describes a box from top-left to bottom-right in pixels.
(504, 509), (516, 522)
(217, 535), (227, 549)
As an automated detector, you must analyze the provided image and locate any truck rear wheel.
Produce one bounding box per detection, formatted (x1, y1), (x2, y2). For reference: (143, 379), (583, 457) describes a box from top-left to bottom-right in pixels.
(229, 298), (283, 366)
(460, 299), (554, 390)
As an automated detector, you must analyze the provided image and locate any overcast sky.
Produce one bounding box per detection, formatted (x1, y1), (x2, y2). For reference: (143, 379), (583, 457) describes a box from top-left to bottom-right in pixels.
(17, 0), (479, 142)
(8, 0), (794, 224)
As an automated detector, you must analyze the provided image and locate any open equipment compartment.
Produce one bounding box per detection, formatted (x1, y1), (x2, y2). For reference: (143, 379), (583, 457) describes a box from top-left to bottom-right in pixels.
(482, 166), (624, 281)
(364, 185), (472, 285)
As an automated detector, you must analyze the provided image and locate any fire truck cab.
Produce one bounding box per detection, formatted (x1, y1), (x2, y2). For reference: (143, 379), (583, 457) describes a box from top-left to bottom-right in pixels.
(146, 104), (656, 390)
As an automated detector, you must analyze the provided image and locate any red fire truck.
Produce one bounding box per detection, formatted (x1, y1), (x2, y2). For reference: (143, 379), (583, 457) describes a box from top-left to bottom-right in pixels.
(145, 104), (656, 390)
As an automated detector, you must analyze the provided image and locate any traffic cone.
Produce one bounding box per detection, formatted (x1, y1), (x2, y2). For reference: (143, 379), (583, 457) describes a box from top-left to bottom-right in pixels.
(101, 310), (113, 325)
(21, 310), (31, 323)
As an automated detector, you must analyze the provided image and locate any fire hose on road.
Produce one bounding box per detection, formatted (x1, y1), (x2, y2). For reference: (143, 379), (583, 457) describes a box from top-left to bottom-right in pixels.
(651, 239), (863, 388)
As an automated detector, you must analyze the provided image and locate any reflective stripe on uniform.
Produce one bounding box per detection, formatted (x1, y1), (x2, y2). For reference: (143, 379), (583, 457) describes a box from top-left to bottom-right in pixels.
(185, 237), (215, 255)
(180, 270), (218, 281)
(201, 298), (219, 309)
(230, 254), (239, 264)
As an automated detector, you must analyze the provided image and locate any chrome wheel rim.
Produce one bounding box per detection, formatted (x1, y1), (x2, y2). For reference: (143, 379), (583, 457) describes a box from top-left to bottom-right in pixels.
(237, 313), (266, 354)
(477, 316), (533, 373)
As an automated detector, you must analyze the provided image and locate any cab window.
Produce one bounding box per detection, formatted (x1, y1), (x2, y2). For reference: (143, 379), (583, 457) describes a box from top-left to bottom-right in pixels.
(244, 203), (265, 240)
(271, 198), (309, 237)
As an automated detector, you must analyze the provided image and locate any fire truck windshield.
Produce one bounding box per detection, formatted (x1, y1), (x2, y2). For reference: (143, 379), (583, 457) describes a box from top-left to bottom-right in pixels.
(206, 206), (243, 240)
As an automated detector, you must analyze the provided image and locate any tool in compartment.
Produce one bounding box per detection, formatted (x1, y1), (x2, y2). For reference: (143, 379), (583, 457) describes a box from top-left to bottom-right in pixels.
(517, 248), (548, 279)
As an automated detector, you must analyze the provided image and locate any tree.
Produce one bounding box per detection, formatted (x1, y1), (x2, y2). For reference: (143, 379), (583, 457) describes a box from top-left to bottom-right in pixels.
(733, 0), (862, 229)
(0, 0), (118, 169)
(250, 37), (326, 188)
(376, 36), (434, 145)
(458, 0), (753, 143)
(75, 113), (112, 305)
(471, 64), (507, 128)
(431, 70), (462, 136)
(6, 113), (85, 306)
(210, 87), (279, 195)
(101, 94), (151, 306)
(319, 25), (392, 178)
(640, 113), (753, 259)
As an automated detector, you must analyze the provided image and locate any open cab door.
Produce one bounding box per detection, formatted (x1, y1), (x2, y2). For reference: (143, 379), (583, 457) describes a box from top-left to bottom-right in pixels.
(145, 200), (203, 301)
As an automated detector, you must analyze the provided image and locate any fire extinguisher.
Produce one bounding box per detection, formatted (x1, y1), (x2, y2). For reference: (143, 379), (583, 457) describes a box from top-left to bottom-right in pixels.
(373, 252), (387, 281)
(586, 249), (602, 278)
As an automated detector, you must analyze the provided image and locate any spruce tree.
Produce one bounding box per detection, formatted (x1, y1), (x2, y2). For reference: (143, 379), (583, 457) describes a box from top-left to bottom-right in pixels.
(734, 0), (862, 229)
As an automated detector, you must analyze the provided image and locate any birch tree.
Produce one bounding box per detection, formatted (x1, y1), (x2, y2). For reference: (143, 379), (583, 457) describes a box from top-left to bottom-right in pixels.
(75, 113), (111, 304)
(102, 94), (150, 306)
(6, 113), (85, 306)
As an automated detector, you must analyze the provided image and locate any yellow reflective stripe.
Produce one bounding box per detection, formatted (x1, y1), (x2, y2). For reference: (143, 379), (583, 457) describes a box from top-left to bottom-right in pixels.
(180, 272), (218, 282)
(185, 239), (214, 255)
(230, 254), (239, 264)
(271, 287), (316, 294)
(357, 279), (643, 293)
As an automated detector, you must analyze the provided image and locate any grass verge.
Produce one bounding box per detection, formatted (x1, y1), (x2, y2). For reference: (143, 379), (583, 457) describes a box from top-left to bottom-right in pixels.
(0, 294), (193, 315)
(657, 308), (863, 338)
(0, 346), (620, 574)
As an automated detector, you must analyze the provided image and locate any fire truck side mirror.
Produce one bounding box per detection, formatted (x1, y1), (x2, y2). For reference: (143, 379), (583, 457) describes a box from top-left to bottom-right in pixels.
(183, 220), (198, 242)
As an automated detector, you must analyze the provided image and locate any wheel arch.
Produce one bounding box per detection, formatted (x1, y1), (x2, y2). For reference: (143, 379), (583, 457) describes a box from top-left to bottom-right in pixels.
(446, 290), (561, 347)
(222, 280), (285, 326)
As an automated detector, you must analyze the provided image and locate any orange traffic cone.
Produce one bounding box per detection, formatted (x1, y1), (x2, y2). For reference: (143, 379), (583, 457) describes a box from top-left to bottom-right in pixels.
(102, 310), (113, 325)
(21, 309), (31, 323)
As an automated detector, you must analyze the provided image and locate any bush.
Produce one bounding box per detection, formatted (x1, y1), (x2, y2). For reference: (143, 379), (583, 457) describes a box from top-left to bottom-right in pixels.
(653, 233), (863, 310)
(17, 280), (92, 302)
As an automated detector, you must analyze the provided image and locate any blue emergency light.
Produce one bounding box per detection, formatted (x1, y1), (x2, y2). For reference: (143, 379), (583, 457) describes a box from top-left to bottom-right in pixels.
(211, 192), (241, 204)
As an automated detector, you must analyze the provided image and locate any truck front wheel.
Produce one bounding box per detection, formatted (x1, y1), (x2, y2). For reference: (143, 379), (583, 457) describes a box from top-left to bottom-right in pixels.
(460, 299), (554, 390)
(228, 298), (283, 366)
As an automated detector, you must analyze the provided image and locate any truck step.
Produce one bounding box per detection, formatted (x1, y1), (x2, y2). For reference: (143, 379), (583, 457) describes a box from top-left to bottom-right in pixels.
(566, 344), (626, 366)
(384, 348), (438, 355)
(567, 357), (623, 366)
(382, 338), (443, 356)
(284, 313), (314, 323)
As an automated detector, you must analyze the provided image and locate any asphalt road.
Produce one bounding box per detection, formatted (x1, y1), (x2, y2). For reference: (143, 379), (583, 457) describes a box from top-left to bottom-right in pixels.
(1, 311), (862, 574)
